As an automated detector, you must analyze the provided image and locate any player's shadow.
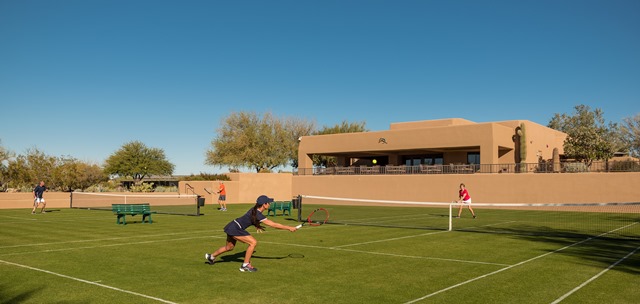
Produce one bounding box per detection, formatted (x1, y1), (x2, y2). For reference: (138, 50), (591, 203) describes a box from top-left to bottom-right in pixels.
(0, 284), (39, 303)
(204, 251), (302, 265)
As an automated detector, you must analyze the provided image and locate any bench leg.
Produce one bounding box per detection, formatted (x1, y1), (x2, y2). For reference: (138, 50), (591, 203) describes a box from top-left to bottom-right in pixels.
(117, 214), (126, 225)
(143, 213), (152, 224)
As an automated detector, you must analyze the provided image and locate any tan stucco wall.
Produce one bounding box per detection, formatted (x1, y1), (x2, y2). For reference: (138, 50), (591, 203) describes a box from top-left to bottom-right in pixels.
(1, 172), (637, 209)
(292, 172), (639, 204)
(496, 120), (566, 163)
(389, 118), (477, 130)
(0, 192), (73, 209)
(178, 173), (293, 205)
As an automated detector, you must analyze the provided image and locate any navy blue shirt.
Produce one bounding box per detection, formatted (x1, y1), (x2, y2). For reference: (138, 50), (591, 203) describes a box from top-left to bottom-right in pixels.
(34, 185), (46, 198)
(234, 208), (266, 230)
(223, 208), (266, 236)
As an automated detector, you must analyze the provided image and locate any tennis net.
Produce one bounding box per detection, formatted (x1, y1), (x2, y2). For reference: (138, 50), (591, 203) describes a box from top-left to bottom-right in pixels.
(299, 195), (640, 239)
(70, 192), (202, 216)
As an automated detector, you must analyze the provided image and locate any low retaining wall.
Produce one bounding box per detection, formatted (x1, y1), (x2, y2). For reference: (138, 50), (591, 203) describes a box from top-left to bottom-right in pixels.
(292, 172), (640, 204)
(2, 172), (638, 210)
(0, 192), (72, 209)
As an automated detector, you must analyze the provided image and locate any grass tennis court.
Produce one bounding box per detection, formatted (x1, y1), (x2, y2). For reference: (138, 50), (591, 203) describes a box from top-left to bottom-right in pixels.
(1, 204), (638, 303)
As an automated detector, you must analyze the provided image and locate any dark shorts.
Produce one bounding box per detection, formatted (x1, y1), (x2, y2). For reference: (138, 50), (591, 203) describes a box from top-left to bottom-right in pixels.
(223, 220), (250, 236)
(219, 195), (226, 201)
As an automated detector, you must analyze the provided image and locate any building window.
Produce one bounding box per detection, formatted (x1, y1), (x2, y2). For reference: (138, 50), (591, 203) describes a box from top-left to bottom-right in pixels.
(425, 154), (444, 165)
(467, 152), (480, 164)
(403, 154), (443, 166)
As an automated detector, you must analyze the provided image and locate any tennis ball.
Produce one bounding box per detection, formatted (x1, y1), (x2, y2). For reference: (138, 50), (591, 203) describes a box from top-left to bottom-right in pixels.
(372, 159), (377, 164)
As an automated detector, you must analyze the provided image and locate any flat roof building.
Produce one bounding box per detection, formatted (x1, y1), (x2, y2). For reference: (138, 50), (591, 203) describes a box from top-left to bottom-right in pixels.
(297, 118), (567, 175)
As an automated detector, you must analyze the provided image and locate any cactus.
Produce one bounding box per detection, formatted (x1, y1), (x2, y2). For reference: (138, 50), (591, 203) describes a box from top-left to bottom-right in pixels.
(552, 147), (560, 172)
(517, 123), (527, 172)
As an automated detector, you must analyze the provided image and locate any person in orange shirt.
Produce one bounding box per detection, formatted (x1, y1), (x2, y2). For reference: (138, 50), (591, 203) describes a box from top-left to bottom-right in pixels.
(217, 182), (227, 211)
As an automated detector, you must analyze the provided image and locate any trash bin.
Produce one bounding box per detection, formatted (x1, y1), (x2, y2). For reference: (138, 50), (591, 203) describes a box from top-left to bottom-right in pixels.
(197, 197), (205, 207)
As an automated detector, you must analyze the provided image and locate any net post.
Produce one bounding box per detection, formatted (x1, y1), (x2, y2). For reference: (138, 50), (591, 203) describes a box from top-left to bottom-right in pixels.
(196, 195), (201, 216)
(70, 192), (73, 208)
(297, 194), (303, 222)
(448, 202), (452, 231)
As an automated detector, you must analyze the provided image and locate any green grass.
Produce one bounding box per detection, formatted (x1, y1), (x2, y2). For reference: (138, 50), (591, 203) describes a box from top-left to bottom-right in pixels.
(0, 204), (638, 304)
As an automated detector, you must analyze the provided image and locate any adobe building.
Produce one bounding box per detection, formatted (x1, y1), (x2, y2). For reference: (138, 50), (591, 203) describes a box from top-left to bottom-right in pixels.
(296, 118), (566, 174)
(291, 118), (637, 205)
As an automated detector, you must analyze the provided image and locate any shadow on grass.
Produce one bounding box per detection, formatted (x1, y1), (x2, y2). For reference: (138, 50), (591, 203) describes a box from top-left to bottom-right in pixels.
(460, 224), (640, 276)
(205, 251), (305, 265)
(0, 284), (39, 304)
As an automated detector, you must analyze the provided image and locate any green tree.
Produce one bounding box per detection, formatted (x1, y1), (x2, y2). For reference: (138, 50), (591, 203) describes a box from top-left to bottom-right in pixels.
(620, 113), (640, 157)
(6, 148), (56, 190)
(6, 148), (107, 191)
(314, 120), (367, 135)
(548, 105), (619, 167)
(312, 120), (368, 167)
(53, 158), (107, 191)
(206, 112), (301, 172)
(104, 141), (174, 184)
(0, 140), (14, 190)
(285, 117), (316, 168)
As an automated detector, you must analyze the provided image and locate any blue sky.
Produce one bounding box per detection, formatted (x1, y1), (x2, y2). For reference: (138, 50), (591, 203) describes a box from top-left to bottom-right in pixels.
(1, 0), (639, 175)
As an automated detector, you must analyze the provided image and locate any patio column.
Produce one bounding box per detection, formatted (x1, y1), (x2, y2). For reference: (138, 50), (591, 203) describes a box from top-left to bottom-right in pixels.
(297, 145), (314, 175)
(480, 143), (498, 173)
(388, 154), (401, 165)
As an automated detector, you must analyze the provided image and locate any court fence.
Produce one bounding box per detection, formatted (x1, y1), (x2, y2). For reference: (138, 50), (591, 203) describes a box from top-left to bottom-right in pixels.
(294, 159), (640, 176)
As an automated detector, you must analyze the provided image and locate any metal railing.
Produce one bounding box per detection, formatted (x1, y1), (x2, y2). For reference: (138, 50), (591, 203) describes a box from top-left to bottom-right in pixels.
(294, 160), (640, 176)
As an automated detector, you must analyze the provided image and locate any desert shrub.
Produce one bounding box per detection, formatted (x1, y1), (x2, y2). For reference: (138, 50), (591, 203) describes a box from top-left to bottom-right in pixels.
(154, 185), (178, 192)
(180, 173), (230, 181)
(611, 160), (640, 172)
(563, 162), (589, 173)
(130, 182), (154, 193)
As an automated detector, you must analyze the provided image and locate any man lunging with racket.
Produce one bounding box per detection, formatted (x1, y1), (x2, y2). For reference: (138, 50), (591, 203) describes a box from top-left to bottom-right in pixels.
(205, 195), (298, 272)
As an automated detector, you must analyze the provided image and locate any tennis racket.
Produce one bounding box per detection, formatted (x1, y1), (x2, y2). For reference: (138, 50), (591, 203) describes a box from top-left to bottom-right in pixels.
(295, 208), (330, 229)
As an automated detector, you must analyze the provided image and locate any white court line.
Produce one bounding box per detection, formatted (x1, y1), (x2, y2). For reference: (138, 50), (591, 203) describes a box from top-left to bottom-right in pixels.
(334, 230), (449, 248)
(404, 222), (639, 304)
(0, 215), (38, 221)
(0, 217), (115, 224)
(550, 243), (640, 304)
(0, 235), (225, 257)
(334, 247), (511, 267)
(339, 212), (442, 224)
(0, 230), (219, 249)
(261, 240), (510, 267)
(4, 218), (508, 268)
(0, 259), (177, 304)
(282, 222), (513, 266)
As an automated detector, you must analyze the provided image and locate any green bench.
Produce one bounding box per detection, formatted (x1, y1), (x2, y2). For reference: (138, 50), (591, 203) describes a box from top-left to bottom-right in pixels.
(111, 203), (156, 225)
(266, 201), (292, 216)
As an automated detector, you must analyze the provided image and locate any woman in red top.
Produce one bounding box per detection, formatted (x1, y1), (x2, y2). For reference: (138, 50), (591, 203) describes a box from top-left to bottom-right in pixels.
(456, 183), (477, 218)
